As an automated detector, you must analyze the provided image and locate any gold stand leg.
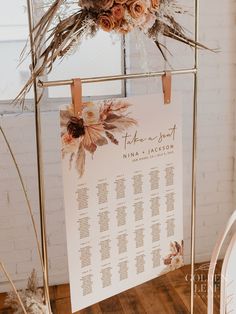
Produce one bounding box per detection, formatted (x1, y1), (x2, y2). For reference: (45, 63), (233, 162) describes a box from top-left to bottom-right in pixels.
(26, 1), (51, 312)
(190, 0), (199, 313)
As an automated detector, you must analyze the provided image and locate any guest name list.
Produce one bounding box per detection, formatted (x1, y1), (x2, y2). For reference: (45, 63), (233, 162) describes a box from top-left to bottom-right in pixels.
(61, 94), (183, 312)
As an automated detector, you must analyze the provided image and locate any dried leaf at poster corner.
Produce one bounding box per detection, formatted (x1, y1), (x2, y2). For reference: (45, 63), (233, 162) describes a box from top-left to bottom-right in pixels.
(76, 144), (86, 177)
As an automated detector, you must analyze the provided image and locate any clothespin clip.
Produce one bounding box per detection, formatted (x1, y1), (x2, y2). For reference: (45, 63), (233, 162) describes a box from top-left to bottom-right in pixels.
(162, 71), (172, 105)
(71, 78), (82, 117)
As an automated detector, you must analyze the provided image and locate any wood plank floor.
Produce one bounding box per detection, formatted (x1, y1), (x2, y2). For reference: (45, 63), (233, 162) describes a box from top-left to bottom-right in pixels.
(0, 262), (221, 314)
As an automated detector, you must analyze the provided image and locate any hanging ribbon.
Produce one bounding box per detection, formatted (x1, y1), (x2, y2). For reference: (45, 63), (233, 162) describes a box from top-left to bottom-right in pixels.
(71, 78), (82, 116)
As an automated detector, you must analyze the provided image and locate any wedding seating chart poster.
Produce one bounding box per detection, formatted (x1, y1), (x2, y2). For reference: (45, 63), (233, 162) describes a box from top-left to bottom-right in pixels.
(60, 93), (184, 312)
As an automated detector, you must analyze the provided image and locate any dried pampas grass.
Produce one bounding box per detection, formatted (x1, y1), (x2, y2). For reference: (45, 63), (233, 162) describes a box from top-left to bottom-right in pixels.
(5, 270), (50, 314)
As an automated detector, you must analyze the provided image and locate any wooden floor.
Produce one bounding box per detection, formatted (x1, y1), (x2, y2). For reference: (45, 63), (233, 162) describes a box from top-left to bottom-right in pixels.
(0, 262), (221, 314)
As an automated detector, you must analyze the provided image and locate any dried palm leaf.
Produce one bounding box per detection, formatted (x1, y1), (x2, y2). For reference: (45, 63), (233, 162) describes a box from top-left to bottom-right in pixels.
(83, 125), (108, 152)
(104, 116), (137, 132)
(96, 136), (108, 146)
(104, 113), (121, 123)
(103, 122), (117, 131)
(100, 100), (133, 121)
(33, 0), (65, 49)
(148, 18), (211, 53)
(27, 269), (38, 294)
(105, 131), (119, 145)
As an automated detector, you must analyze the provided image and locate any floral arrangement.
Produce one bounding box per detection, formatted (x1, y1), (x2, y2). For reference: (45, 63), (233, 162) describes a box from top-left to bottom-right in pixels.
(61, 98), (137, 177)
(161, 240), (184, 273)
(81, 0), (163, 34)
(17, 0), (209, 104)
(5, 270), (50, 314)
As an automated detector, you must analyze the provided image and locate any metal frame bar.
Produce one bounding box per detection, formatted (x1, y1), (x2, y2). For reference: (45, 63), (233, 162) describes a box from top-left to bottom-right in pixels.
(27, 0), (199, 313)
(38, 68), (197, 87)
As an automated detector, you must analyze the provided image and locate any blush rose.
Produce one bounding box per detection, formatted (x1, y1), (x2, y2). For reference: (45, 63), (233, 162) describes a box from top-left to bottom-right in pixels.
(127, 0), (147, 19)
(98, 14), (116, 31)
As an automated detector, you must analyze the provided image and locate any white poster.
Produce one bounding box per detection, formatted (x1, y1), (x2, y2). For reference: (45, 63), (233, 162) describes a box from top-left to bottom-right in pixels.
(60, 93), (183, 313)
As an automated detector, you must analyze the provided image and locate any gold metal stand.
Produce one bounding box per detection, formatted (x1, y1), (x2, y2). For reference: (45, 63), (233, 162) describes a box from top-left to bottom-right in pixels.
(27, 0), (199, 313)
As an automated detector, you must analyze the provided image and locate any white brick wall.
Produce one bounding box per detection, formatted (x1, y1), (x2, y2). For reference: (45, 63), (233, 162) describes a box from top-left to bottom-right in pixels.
(0, 0), (236, 292)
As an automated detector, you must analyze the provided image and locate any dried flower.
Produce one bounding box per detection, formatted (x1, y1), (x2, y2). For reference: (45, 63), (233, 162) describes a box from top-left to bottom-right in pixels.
(161, 241), (184, 274)
(61, 98), (137, 177)
(98, 14), (116, 32)
(67, 117), (85, 138)
(163, 254), (172, 265)
(82, 102), (101, 125)
(170, 255), (184, 270)
(5, 270), (50, 314)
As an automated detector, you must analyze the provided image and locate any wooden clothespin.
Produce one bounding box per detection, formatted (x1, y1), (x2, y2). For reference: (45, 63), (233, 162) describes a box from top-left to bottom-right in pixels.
(71, 78), (82, 117)
(162, 71), (172, 105)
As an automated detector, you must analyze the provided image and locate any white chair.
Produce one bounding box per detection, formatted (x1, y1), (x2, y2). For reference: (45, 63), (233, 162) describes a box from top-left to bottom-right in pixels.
(208, 210), (236, 314)
(220, 232), (236, 313)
